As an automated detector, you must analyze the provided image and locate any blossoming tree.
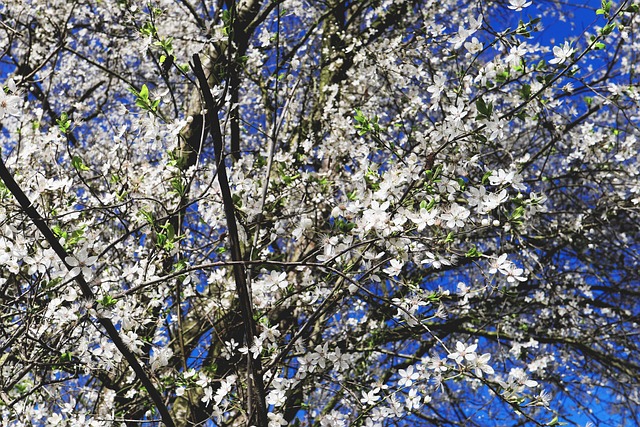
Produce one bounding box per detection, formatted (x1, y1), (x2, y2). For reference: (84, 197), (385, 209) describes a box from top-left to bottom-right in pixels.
(1, 0), (639, 426)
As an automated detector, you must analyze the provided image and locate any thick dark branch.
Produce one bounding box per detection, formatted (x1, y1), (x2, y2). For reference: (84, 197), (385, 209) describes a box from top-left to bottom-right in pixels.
(191, 53), (268, 427)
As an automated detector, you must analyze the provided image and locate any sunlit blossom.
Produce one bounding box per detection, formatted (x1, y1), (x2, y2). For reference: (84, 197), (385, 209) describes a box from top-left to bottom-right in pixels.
(65, 247), (98, 279)
(448, 341), (478, 363)
(549, 42), (574, 65)
(508, 0), (532, 12)
(0, 90), (21, 118)
(398, 365), (420, 388)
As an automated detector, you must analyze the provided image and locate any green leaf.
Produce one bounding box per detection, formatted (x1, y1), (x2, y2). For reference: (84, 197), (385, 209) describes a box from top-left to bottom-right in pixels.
(160, 222), (175, 241)
(97, 295), (117, 308)
(170, 177), (186, 196)
(465, 246), (482, 258)
(510, 206), (525, 220)
(475, 97), (493, 118)
(481, 171), (493, 185)
(67, 226), (86, 247)
(595, 0), (614, 17)
(52, 224), (67, 239)
(496, 70), (509, 82)
(139, 208), (155, 225)
(545, 416), (560, 426)
(282, 173), (300, 185)
(600, 23), (616, 36)
(425, 198), (437, 211)
(336, 219), (356, 232)
(56, 112), (71, 134)
(173, 258), (187, 272)
(139, 84), (149, 100)
(72, 155), (90, 171)
(156, 232), (168, 249)
(140, 21), (156, 37)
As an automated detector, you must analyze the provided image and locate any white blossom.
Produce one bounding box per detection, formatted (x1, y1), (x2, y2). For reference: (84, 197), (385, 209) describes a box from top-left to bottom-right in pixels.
(508, 0), (532, 12)
(549, 42), (574, 65)
(65, 247), (98, 279)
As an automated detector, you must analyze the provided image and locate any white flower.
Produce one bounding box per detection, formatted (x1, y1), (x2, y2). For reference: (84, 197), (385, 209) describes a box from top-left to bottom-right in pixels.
(526, 389), (551, 407)
(446, 100), (468, 124)
(328, 347), (350, 371)
(508, 0), (532, 12)
(427, 73), (446, 99)
(466, 186), (486, 209)
(464, 37), (483, 54)
(361, 200), (390, 232)
(260, 324), (281, 344)
(214, 374), (236, 405)
(450, 25), (474, 50)
(503, 263), (528, 283)
(222, 338), (239, 360)
(512, 368), (538, 388)
(150, 346), (173, 371)
(471, 353), (495, 377)
(267, 388), (287, 407)
(121, 330), (144, 355)
(482, 189), (509, 212)
(489, 254), (527, 282)
(497, 367), (539, 400)
(406, 388), (422, 411)
(505, 44), (528, 68)
(549, 42), (574, 65)
(383, 259), (404, 276)
(263, 270), (288, 291)
(0, 84), (21, 118)
(65, 247), (98, 279)
(441, 203), (470, 229)
(238, 336), (264, 359)
(195, 373), (210, 388)
(449, 15), (482, 50)
(426, 356), (449, 372)
(489, 253), (510, 275)
(488, 169), (515, 187)
(408, 206), (439, 231)
(398, 365), (420, 388)
(268, 412), (288, 427)
(420, 251), (453, 269)
(447, 341), (478, 363)
(360, 388), (381, 406)
(201, 386), (213, 404)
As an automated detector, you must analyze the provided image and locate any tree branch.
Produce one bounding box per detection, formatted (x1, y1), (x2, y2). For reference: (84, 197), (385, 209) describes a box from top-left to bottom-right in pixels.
(191, 53), (268, 427)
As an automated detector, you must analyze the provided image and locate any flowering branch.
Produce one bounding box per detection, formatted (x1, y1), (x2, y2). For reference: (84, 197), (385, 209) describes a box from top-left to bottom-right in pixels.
(0, 155), (176, 427)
